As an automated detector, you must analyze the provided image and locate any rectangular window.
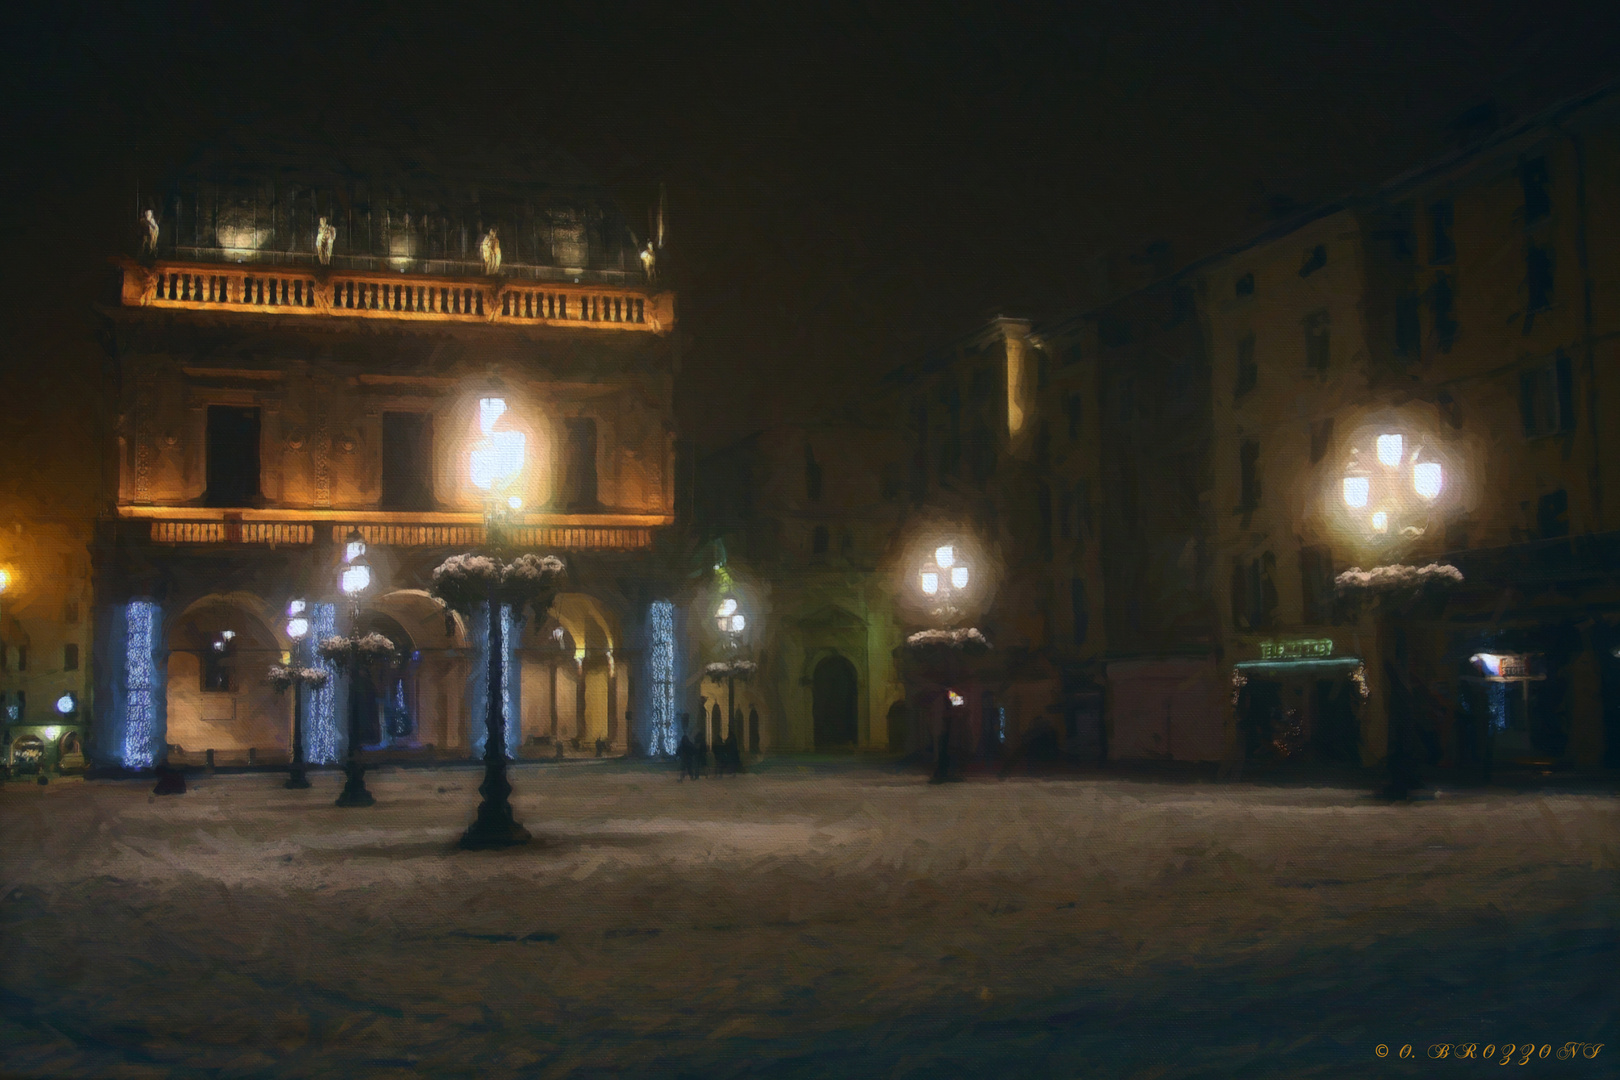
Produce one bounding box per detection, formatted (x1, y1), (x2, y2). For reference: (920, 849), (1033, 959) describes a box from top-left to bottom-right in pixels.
(1299, 545), (1335, 624)
(1230, 552), (1278, 630)
(563, 417), (599, 511)
(811, 525), (829, 555)
(1309, 417), (1334, 465)
(1520, 157), (1551, 224)
(1428, 200), (1455, 264)
(1298, 243), (1326, 277)
(204, 405), (262, 507)
(380, 412), (434, 511)
(804, 445), (823, 501)
(1520, 354), (1576, 438)
(0, 645), (7, 671)
(1525, 245), (1554, 317)
(1233, 333), (1257, 399)
(1395, 294), (1421, 356)
(1239, 440), (1261, 517)
(64, 643), (79, 671)
(1070, 577), (1088, 646)
(1430, 271), (1458, 351)
(202, 640), (234, 693)
(16, 645), (27, 672)
(1537, 489), (1569, 539)
(64, 601), (79, 625)
(1304, 311), (1330, 373)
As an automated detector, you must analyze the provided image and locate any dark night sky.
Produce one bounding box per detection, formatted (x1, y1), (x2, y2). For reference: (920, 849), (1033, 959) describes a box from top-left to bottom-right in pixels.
(4, 1), (1619, 487)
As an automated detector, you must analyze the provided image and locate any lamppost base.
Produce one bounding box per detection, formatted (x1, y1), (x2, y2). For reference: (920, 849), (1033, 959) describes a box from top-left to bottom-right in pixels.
(285, 771), (312, 790)
(334, 762), (374, 807)
(459, 811), (533, 850)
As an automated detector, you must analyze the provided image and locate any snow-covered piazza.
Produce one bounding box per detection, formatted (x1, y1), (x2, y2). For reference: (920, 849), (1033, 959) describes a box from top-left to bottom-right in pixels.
(3, 764), (1615, 1078)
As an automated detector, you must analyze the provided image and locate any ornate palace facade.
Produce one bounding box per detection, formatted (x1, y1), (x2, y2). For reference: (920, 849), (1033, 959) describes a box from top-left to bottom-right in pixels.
(93, 147), (685, 769)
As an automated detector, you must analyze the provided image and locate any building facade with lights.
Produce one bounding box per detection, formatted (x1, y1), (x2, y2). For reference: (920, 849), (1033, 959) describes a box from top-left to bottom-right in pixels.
(91, 145), (685, 770)
(693, 424), (910, 753)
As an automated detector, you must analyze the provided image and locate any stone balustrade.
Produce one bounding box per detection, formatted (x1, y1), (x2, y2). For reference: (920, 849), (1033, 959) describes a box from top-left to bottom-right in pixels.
(124, 260), (670, 332)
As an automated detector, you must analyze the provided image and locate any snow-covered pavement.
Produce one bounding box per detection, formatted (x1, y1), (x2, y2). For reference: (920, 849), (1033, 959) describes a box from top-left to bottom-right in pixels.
(2, 763), (1615, 1078)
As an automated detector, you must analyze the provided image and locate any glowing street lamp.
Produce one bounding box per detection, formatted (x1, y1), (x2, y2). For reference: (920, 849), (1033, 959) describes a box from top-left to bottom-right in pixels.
(470, 395), (526, 547)
(1340, 432), (1446, 545)
(713, 596), (751, 744)
(919, 544), (972, 626)
(284, 598), (312, 789)
(335, 534), (376, 807)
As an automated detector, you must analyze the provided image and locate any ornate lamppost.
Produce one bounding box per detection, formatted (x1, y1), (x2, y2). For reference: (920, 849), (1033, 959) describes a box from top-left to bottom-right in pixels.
(320, 530), (394, 808)
(269, 598), (325, 789)
(431, 391), (565, 850)
(901, 543), (989, 785)
(1335, 426), (1464, 798)
(705, 596), (755, 758)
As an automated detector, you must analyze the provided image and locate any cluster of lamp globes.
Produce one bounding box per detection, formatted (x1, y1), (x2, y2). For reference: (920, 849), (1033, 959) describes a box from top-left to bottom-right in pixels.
(919, 545), (970, 597)
(1341, 433), (1444, 536)
(715, 597), (746, 635)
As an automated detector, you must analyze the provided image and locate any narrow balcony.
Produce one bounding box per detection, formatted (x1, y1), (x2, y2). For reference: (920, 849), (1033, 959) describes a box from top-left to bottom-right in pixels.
(119, 259), (673, 334)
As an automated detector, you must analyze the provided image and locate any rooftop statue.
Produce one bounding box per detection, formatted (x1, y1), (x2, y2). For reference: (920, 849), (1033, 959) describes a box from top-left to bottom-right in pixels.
(640, 240), (657, 284)
(480, 228), (502, 275)
(142, 210), (159, 255)
(315, 217), (336, 265)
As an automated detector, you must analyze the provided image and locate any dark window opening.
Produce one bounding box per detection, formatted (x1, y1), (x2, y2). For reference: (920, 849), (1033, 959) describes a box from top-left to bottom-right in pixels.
(1235, 272), (1255, 298)
(202, 639), (235, 693)
(1520, 157), (1551, 224)
(1231, 552), (1278, 630)
(64, 601), (79, 625)
(1299, 545), (1335, 624)
(1233, 333), (1258, 399)
(64, 643), (79, 671)
(1309, 417), (1334, 465)
(840, 529), (854, 556)
(1070, 577), (1089, 646)
(204, 405), (261, 507)
(811, 525), (829, 555)
(1537, 488), (1569, 539)
(804, 445), (823, 501)
(1304, 310), (1330, 373)
(1066, 394), (1083, 441)
(1395, 293), (1421, 356)
(563, 418), (599, 511)
(1428, 200), (1455, 265)
(1520, 353), (1575, 437)
(380, 412), (434, 511)
(1299, 243), (1327, 277)
(1430, 271), (1458, 351)
(1525, 245), (1553, 322)
(16, 645), (27, 672)
(1238, 439), (1261, 519)
(1036, 483), (1054, 561)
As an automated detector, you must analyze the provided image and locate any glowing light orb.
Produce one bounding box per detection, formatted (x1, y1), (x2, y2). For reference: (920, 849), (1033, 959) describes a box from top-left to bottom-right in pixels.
(1342, 476), (1369, 508)
(341, 563), (372, 596)
(950, 566), (970, 590)
(1371, 511), (1389, 533)
(1413, 462), (1443, 499)
(286, 617), (310, 640)
(920, 571), (940, 595)
(947, 690), (964, 707)
(1376, 434), (1404, 468)
(935, 545), (955, 569)
(717, 598), (738, 617)
(470, 398), (525, 492)
(507, 495), (523, 510)
(55, 694), (75, 715)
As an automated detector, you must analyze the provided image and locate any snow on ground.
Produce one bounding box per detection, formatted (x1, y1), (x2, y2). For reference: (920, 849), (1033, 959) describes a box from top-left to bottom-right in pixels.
(2, 762), (1615, 1078)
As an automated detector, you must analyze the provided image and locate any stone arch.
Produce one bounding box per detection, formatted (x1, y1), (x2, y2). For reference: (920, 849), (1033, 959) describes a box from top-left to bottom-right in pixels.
(366, 588), (468, 751)
(812, 653), (859, 750)
(519, 592), (624, 750)
(164, 592), (285, 757)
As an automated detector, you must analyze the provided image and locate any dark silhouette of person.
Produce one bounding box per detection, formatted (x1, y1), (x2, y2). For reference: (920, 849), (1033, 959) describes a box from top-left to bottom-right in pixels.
(694, 731), (709, 778)
(677, 731), (695, 781)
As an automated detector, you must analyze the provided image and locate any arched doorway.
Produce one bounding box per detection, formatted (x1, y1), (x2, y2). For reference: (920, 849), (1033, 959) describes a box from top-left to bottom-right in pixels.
(166, 595), (283, 755)
(813, 655), (859, 749)
(353, 611), (416, 749)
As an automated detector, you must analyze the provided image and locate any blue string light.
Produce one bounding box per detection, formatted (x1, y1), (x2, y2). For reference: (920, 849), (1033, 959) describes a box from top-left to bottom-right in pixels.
(649, 600), (676, 756)
(307, 602), (340, 763)
(122, 600), (160, 768)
